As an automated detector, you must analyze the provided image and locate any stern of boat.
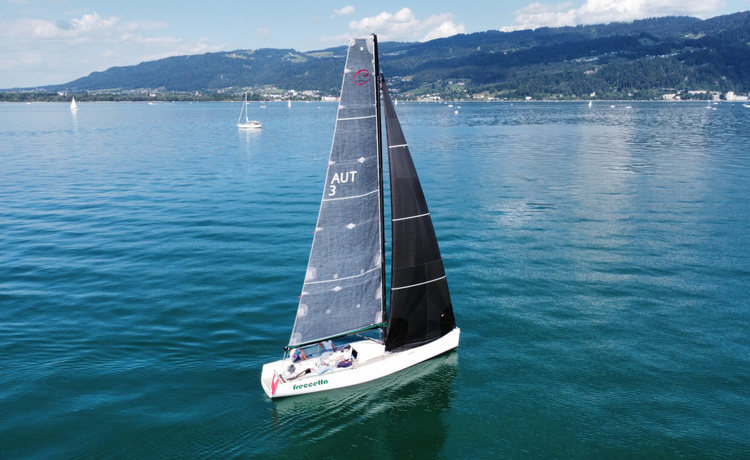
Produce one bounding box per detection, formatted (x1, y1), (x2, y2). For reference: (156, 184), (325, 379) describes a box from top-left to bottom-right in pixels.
(260, 360), (282, 398)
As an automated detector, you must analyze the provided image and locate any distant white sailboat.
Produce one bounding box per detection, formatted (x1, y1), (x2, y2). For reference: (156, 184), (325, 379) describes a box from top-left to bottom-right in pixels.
(288, 99), (292, 108)
(237, 92), (262, 129)
(70, 97), (79, 111)
(588, 100), (592, 107)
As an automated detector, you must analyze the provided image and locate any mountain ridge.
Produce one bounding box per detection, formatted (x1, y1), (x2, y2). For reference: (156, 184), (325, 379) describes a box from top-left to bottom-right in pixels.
(3, 11), (749, 101)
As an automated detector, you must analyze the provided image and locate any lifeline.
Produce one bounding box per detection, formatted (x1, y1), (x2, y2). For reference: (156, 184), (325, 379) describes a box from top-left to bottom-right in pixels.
(292, 379), (328, 390)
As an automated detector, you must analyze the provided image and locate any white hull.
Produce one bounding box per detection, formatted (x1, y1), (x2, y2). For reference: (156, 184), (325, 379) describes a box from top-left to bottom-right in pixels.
(237, 121), (262, 129)
(261, 328), (460, 398)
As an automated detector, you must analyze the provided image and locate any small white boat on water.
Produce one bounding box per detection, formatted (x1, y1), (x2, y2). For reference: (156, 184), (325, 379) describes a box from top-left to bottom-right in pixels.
(237, 92), (261, 129)
(70, 97), (78, 111)
(260, 35), (459, 399)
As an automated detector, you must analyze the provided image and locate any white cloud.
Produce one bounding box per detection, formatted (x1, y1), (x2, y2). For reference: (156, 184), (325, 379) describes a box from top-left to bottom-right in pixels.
(70, 12), (119, 33)
(347, 8), (465, 42)
(422, 20), (467, 42)
(332, 6), (355, 17)
(501, 0), (727, 31)
(0, 12), (224, 88)
(4, 13), (120, 40)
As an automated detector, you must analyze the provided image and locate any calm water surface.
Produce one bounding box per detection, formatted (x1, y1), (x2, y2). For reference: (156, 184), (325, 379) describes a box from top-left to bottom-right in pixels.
(1, 101), (749, 458)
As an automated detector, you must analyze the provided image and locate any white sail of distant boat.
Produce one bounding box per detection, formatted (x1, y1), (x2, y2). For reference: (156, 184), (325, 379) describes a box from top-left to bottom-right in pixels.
(237, 92), (261, 129)
(288, 99), (292, 108)
(588, 100), (592, 107)
(70, 97), (78, 111)
(260, 35), (459, 399)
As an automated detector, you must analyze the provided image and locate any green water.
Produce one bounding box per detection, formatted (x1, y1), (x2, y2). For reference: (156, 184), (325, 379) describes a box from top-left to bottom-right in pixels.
(1, 101), (748, 458)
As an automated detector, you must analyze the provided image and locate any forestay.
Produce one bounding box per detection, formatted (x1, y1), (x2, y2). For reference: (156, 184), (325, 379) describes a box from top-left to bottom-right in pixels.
(289, 38), (384, 348)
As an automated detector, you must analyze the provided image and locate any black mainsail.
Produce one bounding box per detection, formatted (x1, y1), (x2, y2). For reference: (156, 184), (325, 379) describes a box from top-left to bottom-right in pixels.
(381, 76), (456, 352)
(288, 38), (385, 348)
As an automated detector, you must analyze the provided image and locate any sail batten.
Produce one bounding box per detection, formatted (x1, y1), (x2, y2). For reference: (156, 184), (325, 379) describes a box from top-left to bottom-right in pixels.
(304, 266), (381, 285)
(392, 212), (430, 222)
(390, 276), (447, 291)
(322, 189), (379, 202)
(338, 115), (378, 121)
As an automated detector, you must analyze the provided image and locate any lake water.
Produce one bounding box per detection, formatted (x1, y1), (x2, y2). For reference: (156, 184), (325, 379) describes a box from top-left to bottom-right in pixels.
(1, 100), (749, 458)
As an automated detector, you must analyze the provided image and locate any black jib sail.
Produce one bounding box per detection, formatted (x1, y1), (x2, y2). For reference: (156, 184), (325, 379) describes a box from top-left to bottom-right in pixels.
(381, 75), (456, 352)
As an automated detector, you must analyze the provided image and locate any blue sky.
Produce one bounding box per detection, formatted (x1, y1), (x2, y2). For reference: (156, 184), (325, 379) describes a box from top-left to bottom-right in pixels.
(1, 0), (748, 88)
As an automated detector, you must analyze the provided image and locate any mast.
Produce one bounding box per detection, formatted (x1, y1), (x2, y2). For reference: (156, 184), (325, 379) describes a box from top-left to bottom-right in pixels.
(373, 34), (387, 337)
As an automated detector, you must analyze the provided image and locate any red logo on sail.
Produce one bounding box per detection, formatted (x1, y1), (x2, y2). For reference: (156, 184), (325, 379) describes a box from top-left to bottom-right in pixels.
(353, 69), (371, 85)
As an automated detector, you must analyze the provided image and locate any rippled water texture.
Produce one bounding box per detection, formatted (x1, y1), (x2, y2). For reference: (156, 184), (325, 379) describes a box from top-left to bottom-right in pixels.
(1, 101), (748, 458)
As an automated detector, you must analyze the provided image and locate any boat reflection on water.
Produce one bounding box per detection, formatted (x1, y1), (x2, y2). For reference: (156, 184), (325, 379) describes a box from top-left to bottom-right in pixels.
(268, 352), (458, 456)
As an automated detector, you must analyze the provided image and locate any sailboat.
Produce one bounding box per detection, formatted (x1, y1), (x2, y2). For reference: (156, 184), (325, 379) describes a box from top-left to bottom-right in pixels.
(260, 36), (459, 398)
(70, 97), (79, 111)
(237, 92), (261, 129)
